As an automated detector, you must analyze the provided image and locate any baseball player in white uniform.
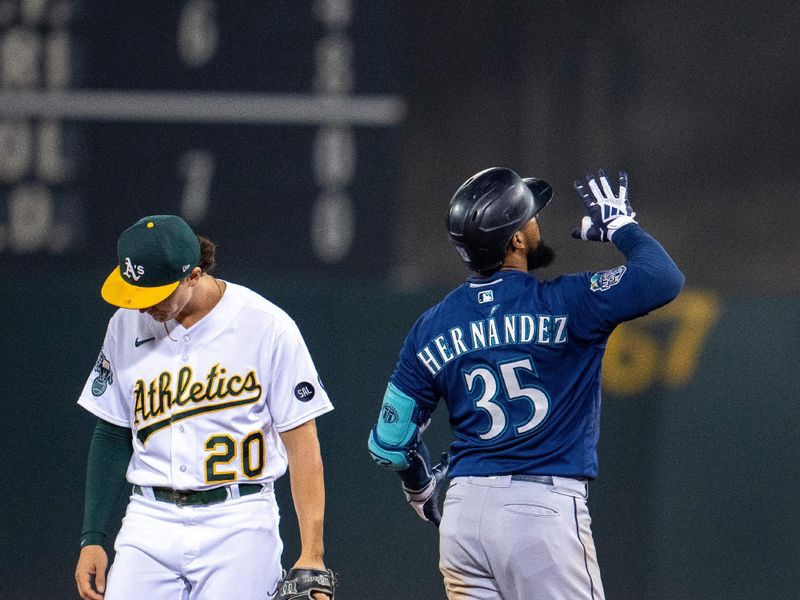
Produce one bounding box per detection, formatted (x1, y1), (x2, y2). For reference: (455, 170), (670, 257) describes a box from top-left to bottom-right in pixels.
(74, 215), (335, 600)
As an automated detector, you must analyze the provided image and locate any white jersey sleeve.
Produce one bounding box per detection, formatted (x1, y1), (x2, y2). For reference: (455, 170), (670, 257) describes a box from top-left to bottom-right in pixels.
(77, 314), (130, 428)
(266, 319), (333, 432)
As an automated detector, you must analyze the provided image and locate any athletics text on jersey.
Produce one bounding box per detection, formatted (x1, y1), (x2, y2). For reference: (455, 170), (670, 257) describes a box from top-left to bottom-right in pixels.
(77, 282), (333, 489)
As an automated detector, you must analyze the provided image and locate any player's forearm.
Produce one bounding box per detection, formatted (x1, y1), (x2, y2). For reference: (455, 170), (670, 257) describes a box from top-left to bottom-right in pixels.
(289, 449), (326, 562)
(282, 422), (326, 564)
(613, 223), (685, 312)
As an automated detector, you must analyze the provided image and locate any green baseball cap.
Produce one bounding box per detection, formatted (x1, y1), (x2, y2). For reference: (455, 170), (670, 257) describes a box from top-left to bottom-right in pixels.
(101, 215), (200, 309)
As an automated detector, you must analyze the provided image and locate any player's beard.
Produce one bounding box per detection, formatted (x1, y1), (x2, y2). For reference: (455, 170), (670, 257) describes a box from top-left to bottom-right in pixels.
(527, 242), (555, 271)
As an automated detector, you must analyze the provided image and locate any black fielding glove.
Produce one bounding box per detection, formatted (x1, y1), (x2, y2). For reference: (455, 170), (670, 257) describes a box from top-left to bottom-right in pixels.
(275, 568), (336, 599)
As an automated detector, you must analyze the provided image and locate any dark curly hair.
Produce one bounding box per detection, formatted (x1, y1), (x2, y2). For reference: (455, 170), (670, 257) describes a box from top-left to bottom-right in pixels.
(197, 235), (217, 273)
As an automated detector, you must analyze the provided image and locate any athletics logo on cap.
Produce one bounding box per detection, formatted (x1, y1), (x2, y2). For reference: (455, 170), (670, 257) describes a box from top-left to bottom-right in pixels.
(101, 215), (201, 309)
(123, 257), (144, 281)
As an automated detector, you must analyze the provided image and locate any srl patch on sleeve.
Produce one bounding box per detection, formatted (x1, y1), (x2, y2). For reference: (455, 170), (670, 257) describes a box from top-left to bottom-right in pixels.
(294, 381), (316, 401)
(589, 266), (626, 292)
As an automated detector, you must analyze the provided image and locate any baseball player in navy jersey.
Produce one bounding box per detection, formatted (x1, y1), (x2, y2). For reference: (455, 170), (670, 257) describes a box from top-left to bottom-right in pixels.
(75, 215), (335, 600)
(368, 167), (684, 599)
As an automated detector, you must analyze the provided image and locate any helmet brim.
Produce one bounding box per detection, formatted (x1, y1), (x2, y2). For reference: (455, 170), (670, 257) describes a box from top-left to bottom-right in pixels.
(523, 178), (553, 214)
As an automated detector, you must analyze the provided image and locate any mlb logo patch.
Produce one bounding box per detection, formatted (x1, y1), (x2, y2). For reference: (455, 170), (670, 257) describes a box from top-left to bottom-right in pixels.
(478, 290), (494, 304)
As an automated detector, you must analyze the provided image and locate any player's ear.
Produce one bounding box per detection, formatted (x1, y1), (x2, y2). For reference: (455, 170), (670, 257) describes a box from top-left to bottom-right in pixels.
(186, 267), (203, 285)
(509, 230), (526, 252)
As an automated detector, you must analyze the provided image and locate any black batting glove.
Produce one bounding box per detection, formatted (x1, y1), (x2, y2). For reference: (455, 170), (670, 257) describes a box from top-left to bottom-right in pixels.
(403, 452), (450, 527)
(572, 169), (637, 242)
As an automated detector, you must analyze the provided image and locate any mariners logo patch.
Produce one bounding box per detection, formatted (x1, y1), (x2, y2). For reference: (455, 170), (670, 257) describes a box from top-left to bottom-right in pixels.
(478, 290), (494, 304)
(590, 266), (626, 292)
(294, 381), (315, 402)
(91, 350), (114, 396)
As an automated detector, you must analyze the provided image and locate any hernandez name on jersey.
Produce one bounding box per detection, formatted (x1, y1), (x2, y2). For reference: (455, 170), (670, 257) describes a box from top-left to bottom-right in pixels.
(391, 267), (638, 481)
(78, 282), (333, 489)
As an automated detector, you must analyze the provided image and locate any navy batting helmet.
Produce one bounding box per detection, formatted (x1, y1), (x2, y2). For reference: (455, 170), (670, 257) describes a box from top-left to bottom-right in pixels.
(447, 167), (553, 271)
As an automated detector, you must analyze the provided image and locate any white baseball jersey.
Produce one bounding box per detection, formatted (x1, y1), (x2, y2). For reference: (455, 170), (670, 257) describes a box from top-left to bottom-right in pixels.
(78, 281), (333, 490)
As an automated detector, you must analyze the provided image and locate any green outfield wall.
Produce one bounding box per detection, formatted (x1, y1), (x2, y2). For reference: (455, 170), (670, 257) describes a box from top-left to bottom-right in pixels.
(2, 271), (797, 599)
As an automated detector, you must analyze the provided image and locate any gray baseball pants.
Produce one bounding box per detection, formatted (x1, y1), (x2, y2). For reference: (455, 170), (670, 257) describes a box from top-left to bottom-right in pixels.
(439, 475), (604, 600)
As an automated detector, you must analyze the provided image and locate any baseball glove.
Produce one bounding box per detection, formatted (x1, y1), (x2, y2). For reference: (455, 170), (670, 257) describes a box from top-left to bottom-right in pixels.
(275, 567), (336, 599)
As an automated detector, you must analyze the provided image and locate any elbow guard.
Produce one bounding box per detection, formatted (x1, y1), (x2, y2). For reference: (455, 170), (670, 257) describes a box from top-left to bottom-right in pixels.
(368, 382), (430, 471)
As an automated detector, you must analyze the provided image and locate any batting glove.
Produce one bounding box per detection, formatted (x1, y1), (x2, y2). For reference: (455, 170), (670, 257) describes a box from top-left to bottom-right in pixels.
(571, 169), (637, 242)
(403, 452), (450, 527)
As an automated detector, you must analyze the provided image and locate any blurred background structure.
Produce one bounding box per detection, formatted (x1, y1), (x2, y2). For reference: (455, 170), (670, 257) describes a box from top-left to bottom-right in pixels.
(1, 1), (798, 599)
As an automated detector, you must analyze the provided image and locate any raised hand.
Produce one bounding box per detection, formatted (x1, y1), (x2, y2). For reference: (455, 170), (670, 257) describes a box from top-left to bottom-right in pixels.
(571, 169), (637, 242)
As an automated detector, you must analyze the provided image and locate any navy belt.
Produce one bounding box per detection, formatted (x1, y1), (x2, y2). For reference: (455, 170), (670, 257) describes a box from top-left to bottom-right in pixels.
(510, 474), (554, 485)
(133, 483), (263, 506)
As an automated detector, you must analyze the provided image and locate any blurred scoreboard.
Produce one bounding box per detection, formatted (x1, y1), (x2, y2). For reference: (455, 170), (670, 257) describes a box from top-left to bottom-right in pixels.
(0, 0), (404, 275)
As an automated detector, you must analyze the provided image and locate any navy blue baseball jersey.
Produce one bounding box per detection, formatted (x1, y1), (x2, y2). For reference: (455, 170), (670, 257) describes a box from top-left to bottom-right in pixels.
(389, 224), (684, 479)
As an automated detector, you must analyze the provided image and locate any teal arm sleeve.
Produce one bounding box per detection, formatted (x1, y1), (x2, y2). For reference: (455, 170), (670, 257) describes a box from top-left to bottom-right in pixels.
(80, 419), (133, 548)
(368, 383), (435, 491)
(368, 382), (423, 470)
